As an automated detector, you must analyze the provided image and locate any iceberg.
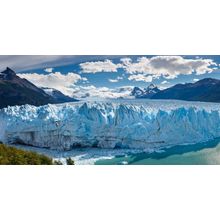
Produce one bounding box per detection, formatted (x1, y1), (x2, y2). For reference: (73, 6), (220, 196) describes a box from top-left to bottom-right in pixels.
(1, 100), (220, 151)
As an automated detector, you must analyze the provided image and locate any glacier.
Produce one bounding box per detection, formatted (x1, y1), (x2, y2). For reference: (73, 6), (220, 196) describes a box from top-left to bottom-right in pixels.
(1, 99), (220, 151)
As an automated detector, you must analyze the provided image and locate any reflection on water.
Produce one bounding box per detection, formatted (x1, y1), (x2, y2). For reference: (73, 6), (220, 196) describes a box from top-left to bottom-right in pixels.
(95, 138), (220, 165)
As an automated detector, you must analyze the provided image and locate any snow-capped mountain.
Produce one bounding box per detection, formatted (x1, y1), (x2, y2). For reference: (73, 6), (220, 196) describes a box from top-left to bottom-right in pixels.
(1, 100), (220, 150)
(43, 87), (78, 103)
(151, 78), (220, 102)
(0, 67), (79, 109)
(0, 67), (55, 108)
(131, 87), (144, 97)
(131, 84), (161, 98)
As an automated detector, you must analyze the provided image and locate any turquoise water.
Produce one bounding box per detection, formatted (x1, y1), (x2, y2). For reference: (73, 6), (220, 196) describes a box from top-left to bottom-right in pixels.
(95, 138), (220, 165)
(13, 138), (220, 165)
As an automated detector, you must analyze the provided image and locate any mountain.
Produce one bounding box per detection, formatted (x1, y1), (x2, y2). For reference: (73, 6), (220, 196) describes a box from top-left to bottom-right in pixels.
(43, 87), (78, 103)
(151, 78), (220, 102)
(0, 67), (77, 109)
(131, 86), (144, 97)
(131, 84), (161, 98)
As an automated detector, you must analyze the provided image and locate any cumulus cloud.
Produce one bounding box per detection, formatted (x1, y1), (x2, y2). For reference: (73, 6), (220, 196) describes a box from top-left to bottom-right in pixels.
(71, 85), (133, 99)
(18, 71), (131, 99)
(80, 59), (122, 73)
(121, 56), (217, 79)
(121, 57), (151, 74)
(18, 70), (131, 99)
(79, 56), (217, 82)
(18, 72), (87, 96)
(128, 74), (153, 82)
(44, 68), (53, 73)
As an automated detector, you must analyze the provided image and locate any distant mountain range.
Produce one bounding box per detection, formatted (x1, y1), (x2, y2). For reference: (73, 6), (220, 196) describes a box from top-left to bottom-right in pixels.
(42, 87), (77, 103)
(151, 78), (220, 102)
(131, 84), (161, 98)
(1, 67), (220, 109)
(131, 79), (220, 102)
(0, 67), (77, 109)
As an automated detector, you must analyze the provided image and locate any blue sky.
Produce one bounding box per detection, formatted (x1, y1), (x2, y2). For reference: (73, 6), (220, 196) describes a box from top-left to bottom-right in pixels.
(1, 55), (220, 98)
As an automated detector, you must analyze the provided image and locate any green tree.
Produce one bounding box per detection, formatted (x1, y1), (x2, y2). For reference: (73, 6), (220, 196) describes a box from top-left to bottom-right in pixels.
(66, 157), (75, 165)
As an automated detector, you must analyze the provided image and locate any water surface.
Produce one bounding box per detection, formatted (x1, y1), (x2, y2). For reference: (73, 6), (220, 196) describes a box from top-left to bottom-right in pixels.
(13, 138), (220, 165)
(95, 138), (220, 165)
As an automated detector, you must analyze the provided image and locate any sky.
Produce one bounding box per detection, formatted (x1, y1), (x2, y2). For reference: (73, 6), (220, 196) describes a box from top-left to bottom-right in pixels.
(1, 55), (220, 99)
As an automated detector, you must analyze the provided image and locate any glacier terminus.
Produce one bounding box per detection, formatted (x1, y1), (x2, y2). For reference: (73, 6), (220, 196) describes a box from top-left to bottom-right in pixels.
(1, 99), (220, 151)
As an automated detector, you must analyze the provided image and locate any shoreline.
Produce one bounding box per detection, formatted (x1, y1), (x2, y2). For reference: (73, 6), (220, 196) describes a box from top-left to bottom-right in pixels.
(10, 137), (220, 165)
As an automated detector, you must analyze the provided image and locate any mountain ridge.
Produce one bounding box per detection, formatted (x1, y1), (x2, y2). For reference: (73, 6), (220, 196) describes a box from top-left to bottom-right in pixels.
(0, 67), (77, 108)
(131, 84), (161, 98)
(42, 87), (78, 103)
(151, 78), (220, 102)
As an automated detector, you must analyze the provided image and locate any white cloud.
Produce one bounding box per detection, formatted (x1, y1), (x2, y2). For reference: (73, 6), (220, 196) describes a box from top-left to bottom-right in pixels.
(44, 68), (53, 73)
(71, 85), (133, 99)
(121, 56), (217, 79)
(128, 74), (153, 82)
(0, 55), (122, 72)
(161, 80), (169, 84)
(18, 71), (131, 99)
(109, 79), (118, 83)
(121, 57), (151, 74)
(109, 76), (123, 83)
(18, 72), (87, 96)
(80, 59), (122, 73)
(79, 56), (217, 82)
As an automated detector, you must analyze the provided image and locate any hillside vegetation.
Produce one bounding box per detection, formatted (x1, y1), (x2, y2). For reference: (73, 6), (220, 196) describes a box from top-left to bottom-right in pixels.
(0, 144), (53, 165)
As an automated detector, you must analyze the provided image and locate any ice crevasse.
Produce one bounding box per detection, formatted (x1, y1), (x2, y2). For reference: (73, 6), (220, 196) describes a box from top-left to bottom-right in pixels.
(0, 100), (220, 151)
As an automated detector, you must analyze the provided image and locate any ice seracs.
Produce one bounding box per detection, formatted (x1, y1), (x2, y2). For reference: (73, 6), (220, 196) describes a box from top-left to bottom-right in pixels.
(0, 100), (220, 151)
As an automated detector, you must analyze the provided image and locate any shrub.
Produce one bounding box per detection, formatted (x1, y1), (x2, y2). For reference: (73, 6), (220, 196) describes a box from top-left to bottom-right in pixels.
(66, 157), (75, 165)
(54, 160), (63, 165)
(0, 144), (53, 165)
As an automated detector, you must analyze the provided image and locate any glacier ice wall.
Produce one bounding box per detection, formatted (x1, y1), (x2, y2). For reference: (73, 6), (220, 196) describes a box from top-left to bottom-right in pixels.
(1, 100), (220, 150)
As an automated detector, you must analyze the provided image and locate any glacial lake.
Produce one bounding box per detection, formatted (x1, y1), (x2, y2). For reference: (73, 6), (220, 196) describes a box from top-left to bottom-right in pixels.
(95, 138), (220, 165)
(13, 138), (220, 165)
